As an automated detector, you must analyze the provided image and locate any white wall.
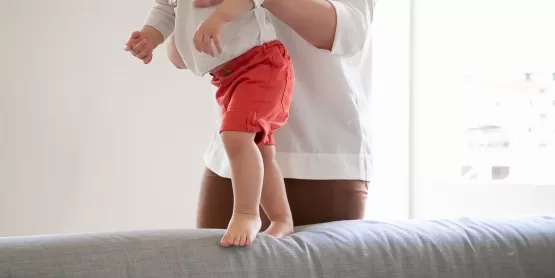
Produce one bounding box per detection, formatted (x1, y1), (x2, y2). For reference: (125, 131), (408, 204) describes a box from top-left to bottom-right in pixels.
(0, 0), (216, 236)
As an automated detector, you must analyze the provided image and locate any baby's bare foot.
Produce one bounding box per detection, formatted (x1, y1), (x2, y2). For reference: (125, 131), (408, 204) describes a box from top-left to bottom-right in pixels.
(263, 219), (294, 238)
(220, 213), (262, 247)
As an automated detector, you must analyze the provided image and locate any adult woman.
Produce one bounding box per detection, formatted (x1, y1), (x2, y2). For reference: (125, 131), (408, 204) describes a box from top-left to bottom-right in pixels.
(168, 0), (375, 231)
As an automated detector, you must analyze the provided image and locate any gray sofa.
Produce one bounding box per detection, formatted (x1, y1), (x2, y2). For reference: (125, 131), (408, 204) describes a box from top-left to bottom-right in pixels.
(1, 217), (554, 277)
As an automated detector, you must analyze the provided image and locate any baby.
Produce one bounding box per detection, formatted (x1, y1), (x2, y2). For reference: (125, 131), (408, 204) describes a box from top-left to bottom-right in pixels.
(124, 0), (294, 247)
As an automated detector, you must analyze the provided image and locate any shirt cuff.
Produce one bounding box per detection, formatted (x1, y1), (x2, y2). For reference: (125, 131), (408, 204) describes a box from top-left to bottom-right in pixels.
(327, 0), (370, 57)
(144, 7), (176, 41)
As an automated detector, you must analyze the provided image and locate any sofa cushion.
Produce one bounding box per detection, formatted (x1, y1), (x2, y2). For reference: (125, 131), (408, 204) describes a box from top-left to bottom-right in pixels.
(1, 217), (554, 277)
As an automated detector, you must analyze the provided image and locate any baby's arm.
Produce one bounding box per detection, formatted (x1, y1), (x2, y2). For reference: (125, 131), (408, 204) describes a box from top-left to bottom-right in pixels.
(125, 0), (176, 63)
(143, 0), (177, 45)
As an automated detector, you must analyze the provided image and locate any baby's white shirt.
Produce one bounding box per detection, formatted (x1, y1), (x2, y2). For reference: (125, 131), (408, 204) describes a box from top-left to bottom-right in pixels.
(144, 0), (277, 76)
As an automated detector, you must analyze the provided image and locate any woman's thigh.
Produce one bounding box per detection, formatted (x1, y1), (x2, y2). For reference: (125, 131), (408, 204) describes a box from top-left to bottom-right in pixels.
(196, 168), (368, 229)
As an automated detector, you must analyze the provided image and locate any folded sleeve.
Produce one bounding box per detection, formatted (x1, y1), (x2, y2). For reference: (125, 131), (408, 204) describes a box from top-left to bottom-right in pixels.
(327, 0), (375, 57)
(144, 0), (176, 41)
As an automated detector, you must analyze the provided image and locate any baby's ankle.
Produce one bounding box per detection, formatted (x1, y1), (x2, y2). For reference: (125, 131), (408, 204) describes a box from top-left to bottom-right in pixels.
(232, 211), (260, 219)
(270, 215), (293, 225)
(264, 217), (294, 237)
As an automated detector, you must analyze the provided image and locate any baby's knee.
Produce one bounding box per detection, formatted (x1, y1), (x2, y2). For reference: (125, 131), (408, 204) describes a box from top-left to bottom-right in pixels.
(258, 145), (276, 166)
(221, 131), (256, 159)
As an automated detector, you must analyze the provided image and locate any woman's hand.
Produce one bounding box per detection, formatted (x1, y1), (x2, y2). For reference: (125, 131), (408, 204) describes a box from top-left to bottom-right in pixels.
(193, 13), (226, 56)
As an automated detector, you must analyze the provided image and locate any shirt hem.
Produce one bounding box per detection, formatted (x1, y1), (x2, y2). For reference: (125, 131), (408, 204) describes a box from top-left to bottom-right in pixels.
(203, 144), (372, 181)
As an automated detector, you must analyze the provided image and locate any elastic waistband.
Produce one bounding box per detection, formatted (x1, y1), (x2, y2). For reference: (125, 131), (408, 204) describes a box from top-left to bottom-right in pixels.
(211, 40), (285, 79)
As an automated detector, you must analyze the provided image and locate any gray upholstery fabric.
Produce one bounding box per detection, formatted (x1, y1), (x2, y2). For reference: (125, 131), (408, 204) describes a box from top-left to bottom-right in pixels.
(1, 217), (554, 278)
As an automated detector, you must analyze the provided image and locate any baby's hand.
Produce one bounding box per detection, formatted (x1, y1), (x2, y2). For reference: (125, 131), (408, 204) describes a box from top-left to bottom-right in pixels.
(193, 13), (226, 57)
(124, 28), (161, 64)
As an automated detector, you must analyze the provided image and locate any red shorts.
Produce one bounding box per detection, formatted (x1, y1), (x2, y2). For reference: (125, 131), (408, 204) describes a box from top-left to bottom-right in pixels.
(211, 40), (294, 146)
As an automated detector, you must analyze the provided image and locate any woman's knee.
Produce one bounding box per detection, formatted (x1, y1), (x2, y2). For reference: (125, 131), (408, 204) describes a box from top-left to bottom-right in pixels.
(284, 179), (368, 225)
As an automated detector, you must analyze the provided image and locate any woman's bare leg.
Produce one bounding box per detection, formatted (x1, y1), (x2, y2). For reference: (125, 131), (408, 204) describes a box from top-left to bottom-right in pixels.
(259, 146), (294, 237)
(219, 131), (263, 247)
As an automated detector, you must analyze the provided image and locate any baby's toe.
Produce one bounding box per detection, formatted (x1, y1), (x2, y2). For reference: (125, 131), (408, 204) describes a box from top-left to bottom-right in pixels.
(245, 235), (253, 246)
(220, 233), (232, 247)
(232, 234), (242, 246)
(238, 235), (247, 246)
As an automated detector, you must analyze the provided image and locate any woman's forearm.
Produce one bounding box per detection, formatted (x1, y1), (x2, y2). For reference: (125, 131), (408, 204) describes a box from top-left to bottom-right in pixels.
(263, 0), (337, 51)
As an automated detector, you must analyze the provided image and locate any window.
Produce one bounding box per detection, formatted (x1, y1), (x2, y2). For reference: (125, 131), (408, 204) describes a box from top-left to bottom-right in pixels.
(410, 0), (555, 219)
(412, 0), (555, 186)
(460, 71), (555, 184)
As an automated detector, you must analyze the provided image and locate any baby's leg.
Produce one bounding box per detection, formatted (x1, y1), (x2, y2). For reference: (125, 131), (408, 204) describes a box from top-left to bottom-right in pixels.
(259, 145), (294, 237)
(220, 131), (263, 247)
